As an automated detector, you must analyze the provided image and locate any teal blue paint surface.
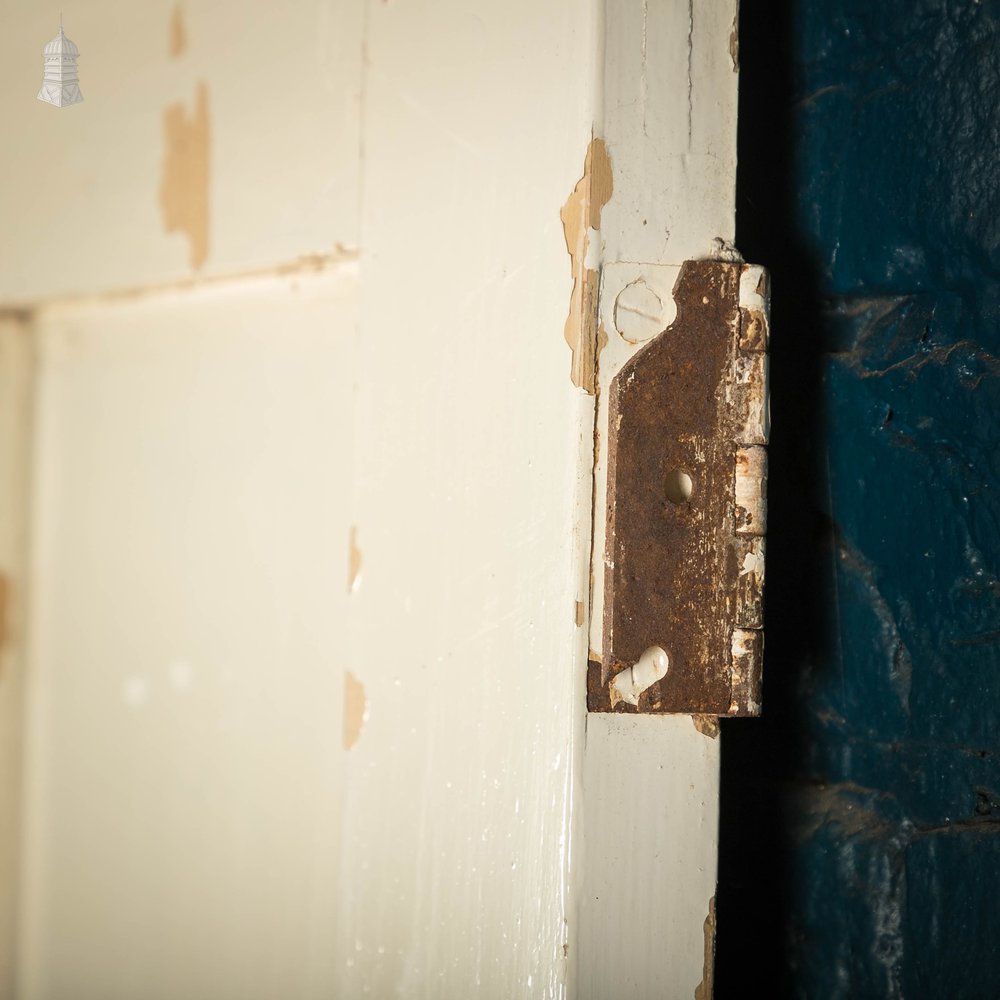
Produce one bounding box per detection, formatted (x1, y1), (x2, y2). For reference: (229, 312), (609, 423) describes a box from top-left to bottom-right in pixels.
(718, 2), (1000, 996)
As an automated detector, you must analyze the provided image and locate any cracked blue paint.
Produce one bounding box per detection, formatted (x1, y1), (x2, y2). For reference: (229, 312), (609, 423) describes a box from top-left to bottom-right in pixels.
(718, 2), (1000, 996)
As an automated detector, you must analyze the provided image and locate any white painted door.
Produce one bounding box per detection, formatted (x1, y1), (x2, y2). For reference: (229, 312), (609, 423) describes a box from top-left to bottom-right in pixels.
(0, 2), (739, 997)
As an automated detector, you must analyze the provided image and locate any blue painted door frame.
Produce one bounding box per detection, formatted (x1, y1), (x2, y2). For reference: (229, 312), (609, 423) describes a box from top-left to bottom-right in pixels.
(718, 2), (1000, 996)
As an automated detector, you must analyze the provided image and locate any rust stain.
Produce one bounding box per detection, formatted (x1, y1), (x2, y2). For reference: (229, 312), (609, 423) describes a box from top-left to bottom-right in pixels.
(694, 896), (716, 1000)
(348, 526), (362, 593)
(575, 601), (585, 627)
(729, 14), (739, 72)
(160, 80), (210, 270)
(560, 137), (613, 394)
(589, 261), (768, 716)
(169, 5), (187, 58)
(343, 671), (367, 750)
(692, 714), (720, 739)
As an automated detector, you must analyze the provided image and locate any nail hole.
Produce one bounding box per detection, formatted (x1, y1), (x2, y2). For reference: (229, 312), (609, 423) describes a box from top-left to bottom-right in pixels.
(665, 468), (693, 505)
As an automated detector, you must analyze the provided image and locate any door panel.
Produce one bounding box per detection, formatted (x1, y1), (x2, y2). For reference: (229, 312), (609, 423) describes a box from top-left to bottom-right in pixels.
(21, 268), (356, 999)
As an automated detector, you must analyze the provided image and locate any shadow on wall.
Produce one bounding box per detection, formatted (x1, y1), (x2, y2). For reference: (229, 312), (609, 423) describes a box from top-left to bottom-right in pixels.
(718, 1), (1000, 997)
(716, 0), (834, 992)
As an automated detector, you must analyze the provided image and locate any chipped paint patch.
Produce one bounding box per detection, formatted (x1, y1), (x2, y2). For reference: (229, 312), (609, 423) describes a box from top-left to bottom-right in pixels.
(575, 600), (585, 627)
(596, 321), (609, 364)
(169, 5), (187, 58)
(348, 526), (362, 593)
(560, 137), (613, 394)
(160, 80), (210, 270)
(343, 671), (367, 750)
(692, 714), (720, 739)
(729, 13), (739, 73)
(0, 573), (8, 669)
(694, 896), (716, 1000)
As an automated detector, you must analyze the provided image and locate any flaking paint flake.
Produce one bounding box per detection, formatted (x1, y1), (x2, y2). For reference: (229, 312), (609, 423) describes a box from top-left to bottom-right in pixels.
(694, 895), (716, 1000)
(343, 671), (367, 750)
(561, 137), (613, 394)
(348, 526), (362, 593)
(692, 714), (720, 739)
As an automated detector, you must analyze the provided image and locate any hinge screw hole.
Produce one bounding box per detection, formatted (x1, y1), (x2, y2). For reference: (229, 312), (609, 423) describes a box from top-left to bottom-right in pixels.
(665, 468), (694, 505)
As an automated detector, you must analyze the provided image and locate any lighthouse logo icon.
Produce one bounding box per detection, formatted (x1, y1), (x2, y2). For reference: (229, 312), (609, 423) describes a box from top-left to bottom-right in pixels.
(37, 21), (83, 108)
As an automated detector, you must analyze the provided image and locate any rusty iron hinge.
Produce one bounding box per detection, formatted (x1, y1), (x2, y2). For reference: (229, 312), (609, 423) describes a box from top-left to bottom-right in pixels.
(587, 259), (770, 716)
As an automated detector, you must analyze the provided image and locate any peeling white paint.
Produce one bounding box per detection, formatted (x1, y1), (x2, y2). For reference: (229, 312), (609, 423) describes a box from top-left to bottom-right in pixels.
(735, 445), (768, 536)
(741, 544), (766, 579)
(739, 263), (769, 318)
(729, 629), (762, 716)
